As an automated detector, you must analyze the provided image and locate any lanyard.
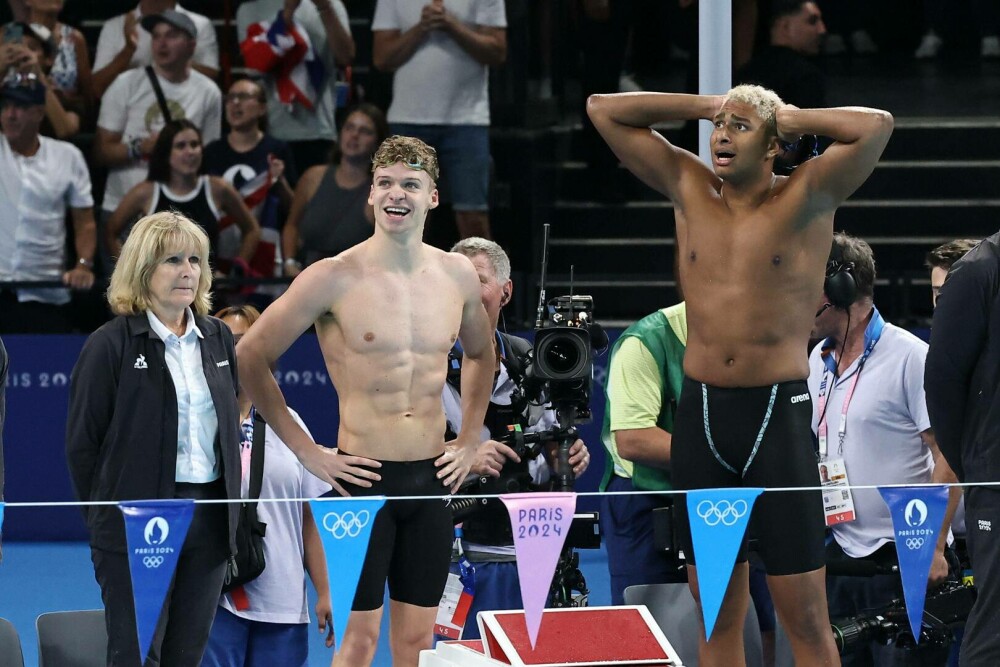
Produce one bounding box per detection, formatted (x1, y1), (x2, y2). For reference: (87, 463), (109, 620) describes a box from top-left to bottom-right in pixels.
(817, 308), (884, 458)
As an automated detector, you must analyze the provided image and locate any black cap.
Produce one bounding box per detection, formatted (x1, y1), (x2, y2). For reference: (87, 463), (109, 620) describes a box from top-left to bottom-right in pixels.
(0, 73), (46, 106)
(140, 10), (197, 39)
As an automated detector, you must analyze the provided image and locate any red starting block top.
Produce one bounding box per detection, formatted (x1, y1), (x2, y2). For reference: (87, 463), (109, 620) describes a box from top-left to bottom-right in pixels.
(477, 606), (681, 666)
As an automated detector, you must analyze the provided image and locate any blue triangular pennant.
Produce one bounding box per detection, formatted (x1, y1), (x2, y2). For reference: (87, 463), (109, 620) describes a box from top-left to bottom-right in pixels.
(310, 497), (386, 653)
(120, 499), (195, 664)
(878, 485), (949, 643)
(686, 487), (764, 640)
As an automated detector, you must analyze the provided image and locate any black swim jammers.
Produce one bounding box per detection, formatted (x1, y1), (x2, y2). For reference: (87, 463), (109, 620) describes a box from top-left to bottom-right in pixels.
(671, 377), (826, 576)
(336, 453), (454, 611)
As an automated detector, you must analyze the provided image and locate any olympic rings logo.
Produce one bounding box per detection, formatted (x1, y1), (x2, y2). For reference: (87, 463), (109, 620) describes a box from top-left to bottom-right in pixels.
(905, 538), (925, 551)
(143, 556), (164, 568)
(322, 510), (371, 539)
(696, 500), (749, 527)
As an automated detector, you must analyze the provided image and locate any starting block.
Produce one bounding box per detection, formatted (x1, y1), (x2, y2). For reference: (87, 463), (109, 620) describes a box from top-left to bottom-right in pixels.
(419, 606), (683, 666)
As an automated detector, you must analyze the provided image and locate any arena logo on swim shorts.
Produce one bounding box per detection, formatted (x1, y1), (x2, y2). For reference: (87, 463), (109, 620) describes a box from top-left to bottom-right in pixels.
(696, 499), (749, 527)
(904, 499), (928, 527)
(322, 510), (372, 539)
(790, 393), (810, 404)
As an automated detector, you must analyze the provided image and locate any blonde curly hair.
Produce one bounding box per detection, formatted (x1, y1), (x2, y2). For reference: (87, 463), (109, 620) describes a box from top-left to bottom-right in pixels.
(371, 135), (440, 183)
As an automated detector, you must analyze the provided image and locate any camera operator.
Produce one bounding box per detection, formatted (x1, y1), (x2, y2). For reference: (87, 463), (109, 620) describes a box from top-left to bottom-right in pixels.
(442, 237), (589, 640)
(925, 229), (1000, 666)
(810, 233), (960, 665)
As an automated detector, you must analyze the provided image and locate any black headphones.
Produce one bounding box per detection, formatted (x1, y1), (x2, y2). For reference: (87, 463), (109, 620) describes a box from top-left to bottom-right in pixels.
(824, 242), (858, 310)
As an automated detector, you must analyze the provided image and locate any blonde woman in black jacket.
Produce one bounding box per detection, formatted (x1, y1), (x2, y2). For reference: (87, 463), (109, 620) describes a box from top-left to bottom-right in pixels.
(67, 211), (241, 667)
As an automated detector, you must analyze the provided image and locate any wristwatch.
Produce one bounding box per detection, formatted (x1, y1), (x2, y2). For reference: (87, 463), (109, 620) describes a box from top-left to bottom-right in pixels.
(78, 257), (94, 270)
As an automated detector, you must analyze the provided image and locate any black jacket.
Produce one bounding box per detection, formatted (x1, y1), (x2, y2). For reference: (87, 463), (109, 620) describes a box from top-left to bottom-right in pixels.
(66, 313), (241, 553)
(925, 232), (1000, 484)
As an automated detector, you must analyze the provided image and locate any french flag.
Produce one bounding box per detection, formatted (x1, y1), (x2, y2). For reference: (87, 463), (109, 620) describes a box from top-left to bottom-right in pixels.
(241, 10), (326, 110)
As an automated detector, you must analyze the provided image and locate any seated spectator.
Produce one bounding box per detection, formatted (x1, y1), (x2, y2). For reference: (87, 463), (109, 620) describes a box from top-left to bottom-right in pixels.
(736, 0), (827, 109)
(204, 76), (296, 286)
(0, 74), (95, 333)
(106, 119), (259, 273)
(281, 103), (387, 276)
(24, 0), (93, 108)
(0, 21), (81, 138)
(238, 0), (354, 172)
(94, 9), (221, 276)
(201, 304), (333, 667)
(92, 0), (218, 98)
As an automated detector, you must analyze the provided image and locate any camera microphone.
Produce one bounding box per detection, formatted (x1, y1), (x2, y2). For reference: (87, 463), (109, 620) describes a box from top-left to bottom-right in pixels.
(815, 303), (833, 318)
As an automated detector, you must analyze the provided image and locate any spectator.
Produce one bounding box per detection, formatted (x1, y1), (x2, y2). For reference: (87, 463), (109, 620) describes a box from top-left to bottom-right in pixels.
(926, 238), (980, 308)
(442, 237), (589, 639)
(106, 119), (260, 271)
(0, 21), (81, 138)
(0, 73), (95, 333)
(925, 228), (1000, 666)
(202, 304), (333, 667)
(94, 9), (222, 276)
(237, 0), (354, 173)
(282, 103), (387, 276)
(92, 0), (218, 98)
(810, 233), (959, 665)
(66, 211), (241, 667)
(372, 0), (507, 239)
(914, 1), (1000, 59)
(204, 77), (296, 285)
(737, 0), (826, 110)
(23, 0), (94, 107)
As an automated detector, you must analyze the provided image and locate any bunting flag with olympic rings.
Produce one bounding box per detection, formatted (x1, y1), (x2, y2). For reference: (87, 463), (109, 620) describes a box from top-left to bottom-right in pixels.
(120, 499), (195, 665)
(309, 496), (386, 653)
(500, 492), (577, 648)
(686, 487), (764, 640)
(878, 485), (950, 643)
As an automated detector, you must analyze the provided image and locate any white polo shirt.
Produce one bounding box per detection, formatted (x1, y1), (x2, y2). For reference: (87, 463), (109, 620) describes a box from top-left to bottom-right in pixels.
(808, 315), (934, 558)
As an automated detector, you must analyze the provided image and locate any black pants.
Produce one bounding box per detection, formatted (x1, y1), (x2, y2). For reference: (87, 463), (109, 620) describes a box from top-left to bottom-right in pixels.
(0, 290), (72, 333)
(92, 481), (229, 667)
(961, 486), (1000, 666)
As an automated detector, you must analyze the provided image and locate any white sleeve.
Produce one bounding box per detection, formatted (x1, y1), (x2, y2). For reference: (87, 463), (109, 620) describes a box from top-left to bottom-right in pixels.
(370, 0), (399, 31)
(96, 74), (130, 133)
(92, 15), (125, 72)
(66, 145), (94, 209)
(903, 343), (932, 433)
(475, 0), (507, 28)
(332, 0), (351, 36)
(194, 15), (220, 69)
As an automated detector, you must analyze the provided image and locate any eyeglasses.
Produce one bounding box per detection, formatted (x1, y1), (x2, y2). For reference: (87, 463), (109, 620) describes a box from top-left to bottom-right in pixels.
(3, 72), (42, 89)
(225, 92), (261, 104)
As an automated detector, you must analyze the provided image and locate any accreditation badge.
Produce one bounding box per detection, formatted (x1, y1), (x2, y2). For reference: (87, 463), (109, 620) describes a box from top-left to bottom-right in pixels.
(819, 457), (856, 526)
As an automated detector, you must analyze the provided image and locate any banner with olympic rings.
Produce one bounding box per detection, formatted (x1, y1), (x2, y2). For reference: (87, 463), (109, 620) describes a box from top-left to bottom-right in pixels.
(119, 499), (195, 665)
(500, 492), (577, 648)
(309, 496), (386, 653)
(878, 485), (950, 643)
(686, 487), (764, 640)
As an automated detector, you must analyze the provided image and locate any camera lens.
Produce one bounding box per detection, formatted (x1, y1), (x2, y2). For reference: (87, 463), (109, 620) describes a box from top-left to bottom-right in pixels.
(538, 332), (588, 379)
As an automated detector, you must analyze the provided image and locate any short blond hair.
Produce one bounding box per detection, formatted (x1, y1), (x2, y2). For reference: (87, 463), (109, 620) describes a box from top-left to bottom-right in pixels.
(724, 84), (785, 133)
(371, 135), (439, 183)
(108, 211), (213, 316)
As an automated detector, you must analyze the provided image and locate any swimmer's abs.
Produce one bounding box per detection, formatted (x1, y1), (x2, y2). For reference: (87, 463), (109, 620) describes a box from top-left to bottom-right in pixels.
(336, 410), (449, 462)
(683, 337), (810, 388)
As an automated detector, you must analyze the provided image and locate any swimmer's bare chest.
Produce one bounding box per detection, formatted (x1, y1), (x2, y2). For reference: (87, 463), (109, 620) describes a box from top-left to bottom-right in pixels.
(674, 202), (833, 387)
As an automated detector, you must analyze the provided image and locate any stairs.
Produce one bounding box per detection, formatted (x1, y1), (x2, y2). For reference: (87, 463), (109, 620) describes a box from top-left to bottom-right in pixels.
(507, 119), (1000, 327)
